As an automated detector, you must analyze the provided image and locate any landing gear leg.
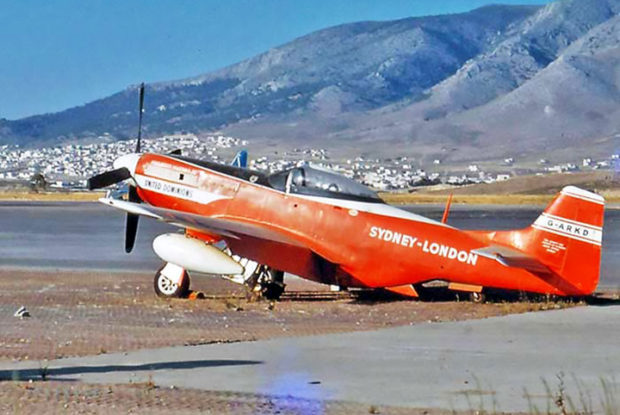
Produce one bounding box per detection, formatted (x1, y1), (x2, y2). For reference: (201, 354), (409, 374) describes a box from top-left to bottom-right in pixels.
(413, 284), (433, 301)
(260, 268), (285, 301)
(154, 263), (190, 298)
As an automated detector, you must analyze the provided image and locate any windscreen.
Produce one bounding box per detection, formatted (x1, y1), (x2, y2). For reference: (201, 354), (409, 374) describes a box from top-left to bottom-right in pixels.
(268, 166), (382, 203)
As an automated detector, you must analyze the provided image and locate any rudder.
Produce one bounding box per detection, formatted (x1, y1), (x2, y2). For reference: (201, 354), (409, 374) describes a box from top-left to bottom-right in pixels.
(518, 186), (604, 295)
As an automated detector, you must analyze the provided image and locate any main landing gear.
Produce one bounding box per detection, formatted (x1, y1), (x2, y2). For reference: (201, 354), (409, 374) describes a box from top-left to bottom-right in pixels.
(244, 266), (285, 301)
(468, 291), (486, 304)
(153, 262), (285, 301)
(154, 263), (190, 298)
(258, 267), (285, 301)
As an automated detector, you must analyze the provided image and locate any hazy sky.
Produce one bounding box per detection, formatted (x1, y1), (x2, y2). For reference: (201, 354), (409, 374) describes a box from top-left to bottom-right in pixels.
(1, 0), (550, 120)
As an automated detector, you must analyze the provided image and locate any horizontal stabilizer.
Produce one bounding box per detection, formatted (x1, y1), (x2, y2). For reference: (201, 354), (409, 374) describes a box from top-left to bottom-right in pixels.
(472, 245), (551, 275)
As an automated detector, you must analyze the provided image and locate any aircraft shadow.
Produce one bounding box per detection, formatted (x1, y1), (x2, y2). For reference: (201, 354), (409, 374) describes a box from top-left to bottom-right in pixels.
(0, 359), (262, 382)
(585, 295), (620, 306)
(350, 288), (620, 305)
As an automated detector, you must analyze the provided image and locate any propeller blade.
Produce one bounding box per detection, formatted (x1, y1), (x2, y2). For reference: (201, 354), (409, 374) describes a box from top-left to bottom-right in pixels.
(136, 82), (145, 153)
(125, 213), (139, 253)
(87, 167), (131, 190)
(128, 185), (141, 203)
(124, 185), (141, 253)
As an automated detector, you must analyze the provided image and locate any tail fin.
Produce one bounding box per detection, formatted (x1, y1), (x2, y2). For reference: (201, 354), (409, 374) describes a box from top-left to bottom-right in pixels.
(499, 186), (604, 295)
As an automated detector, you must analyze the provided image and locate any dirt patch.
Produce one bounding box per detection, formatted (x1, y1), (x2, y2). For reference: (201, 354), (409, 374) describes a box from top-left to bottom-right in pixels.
(0, 381), (459, 415)
(0, 269), (575, 362)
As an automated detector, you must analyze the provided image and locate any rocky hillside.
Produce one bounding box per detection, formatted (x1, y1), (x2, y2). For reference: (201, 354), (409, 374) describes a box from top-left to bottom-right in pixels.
(0, 5), (538, 145)
(317, 0), (620, 162)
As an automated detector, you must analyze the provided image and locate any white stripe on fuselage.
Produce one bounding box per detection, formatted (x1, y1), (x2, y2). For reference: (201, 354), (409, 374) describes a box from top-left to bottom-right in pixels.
(135, 174), (230, 205)
(294, 194), (451, 228)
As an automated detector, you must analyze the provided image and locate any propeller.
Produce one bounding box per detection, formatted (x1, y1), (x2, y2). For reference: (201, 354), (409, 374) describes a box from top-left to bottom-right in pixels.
(87, 167), (131, 190)
(124, 83), (146, 253)
(136, 82), (145, 153)
(125, 186), (141, 253)
(86, 82), (147, 253)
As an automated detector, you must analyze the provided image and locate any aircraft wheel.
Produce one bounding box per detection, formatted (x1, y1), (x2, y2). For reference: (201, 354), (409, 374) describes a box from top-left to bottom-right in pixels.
(260, 269), (285, 301)
(154, 265), (190, 298)
(469, 291), (485, 303)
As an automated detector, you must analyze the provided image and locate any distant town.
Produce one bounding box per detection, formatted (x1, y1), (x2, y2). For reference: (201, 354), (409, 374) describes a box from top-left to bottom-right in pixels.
(0, 134), (618, 191)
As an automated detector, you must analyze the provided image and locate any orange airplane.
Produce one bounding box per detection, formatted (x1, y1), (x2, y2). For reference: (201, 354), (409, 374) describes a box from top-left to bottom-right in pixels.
(88, 86), (605, 302)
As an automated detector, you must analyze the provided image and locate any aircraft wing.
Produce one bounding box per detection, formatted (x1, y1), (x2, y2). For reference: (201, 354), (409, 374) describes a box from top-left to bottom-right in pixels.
(99, 198), (303, 247)
(471, 245), (552, 275)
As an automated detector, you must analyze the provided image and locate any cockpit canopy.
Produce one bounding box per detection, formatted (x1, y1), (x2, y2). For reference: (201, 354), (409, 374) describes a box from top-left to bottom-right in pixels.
(167, 155), (382, 203)
(268, 166), (382, 203)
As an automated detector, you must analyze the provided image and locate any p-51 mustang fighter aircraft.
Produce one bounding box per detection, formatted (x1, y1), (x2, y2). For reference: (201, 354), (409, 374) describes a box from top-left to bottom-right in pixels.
(89, 85), (605, 301)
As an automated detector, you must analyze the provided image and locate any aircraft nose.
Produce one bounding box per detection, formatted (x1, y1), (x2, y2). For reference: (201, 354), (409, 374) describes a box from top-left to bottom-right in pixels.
(113, 154), (141, 177)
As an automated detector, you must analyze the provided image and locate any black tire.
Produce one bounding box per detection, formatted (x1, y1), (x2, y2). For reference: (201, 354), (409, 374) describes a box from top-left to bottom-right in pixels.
(262, 283), (285, 300)
(154, 265), (190, 298)
(413, 284), (434, 301)
(261, 269), (285, 300)
(469, 291), (486, 303)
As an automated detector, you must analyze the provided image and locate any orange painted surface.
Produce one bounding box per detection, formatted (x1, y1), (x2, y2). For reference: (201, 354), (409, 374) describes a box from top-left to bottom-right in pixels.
(441, 194), (453, 224)
(131, 153), (605, 297)
(385, 285), (419, 298)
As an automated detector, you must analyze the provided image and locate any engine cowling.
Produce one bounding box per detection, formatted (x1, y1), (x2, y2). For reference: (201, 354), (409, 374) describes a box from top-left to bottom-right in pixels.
(152, 233), (244, 275)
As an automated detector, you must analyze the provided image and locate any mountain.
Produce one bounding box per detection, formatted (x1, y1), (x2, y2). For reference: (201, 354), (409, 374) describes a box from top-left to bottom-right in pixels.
(436, 13), (620, 160)
(2, 0), (620, 165)
(323, 0), (620, 162)
(422, 0), (620, 115)
(0, 5), (538, 145)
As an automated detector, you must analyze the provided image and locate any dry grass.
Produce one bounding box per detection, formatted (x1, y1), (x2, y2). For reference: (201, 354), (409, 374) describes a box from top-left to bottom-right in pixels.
(382, 171), (620, 205)
(380, 193), (558, 205)
(381, 191), (620, 205)
(0, 191), (101, 202)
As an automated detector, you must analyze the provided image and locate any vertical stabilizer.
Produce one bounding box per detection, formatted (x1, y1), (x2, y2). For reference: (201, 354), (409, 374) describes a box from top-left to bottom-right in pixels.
(487, 186), (604, 295)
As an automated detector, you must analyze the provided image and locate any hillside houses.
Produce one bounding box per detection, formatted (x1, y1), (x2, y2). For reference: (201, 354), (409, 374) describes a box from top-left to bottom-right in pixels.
(0, 138), (617, 191)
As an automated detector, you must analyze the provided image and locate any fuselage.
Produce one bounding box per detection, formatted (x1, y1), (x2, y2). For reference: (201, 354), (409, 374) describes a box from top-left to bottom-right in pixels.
(131, 153), (582, 295)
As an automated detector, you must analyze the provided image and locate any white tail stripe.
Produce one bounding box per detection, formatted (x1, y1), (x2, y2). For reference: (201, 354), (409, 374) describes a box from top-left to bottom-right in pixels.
(533, 216), (602, 245)
(561, 185), (605, 202)
(532, 225), (601, 246)
(541, 213), (602, 232)
(561, 189), (605, 205)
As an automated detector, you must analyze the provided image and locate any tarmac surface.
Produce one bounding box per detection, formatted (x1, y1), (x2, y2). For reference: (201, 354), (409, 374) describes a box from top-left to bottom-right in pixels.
(2, 305), (619, 412)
